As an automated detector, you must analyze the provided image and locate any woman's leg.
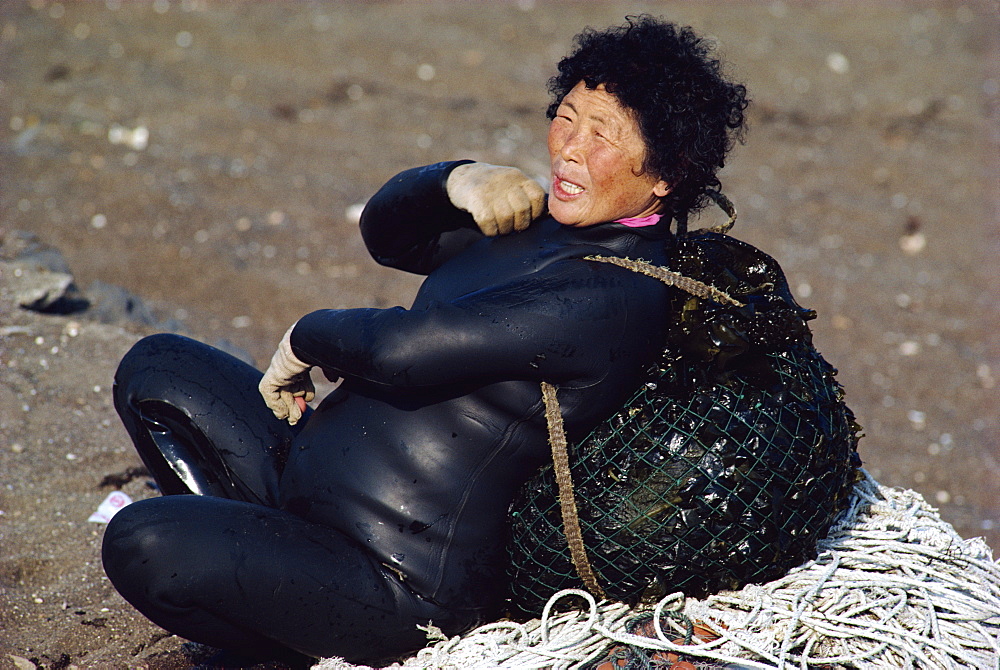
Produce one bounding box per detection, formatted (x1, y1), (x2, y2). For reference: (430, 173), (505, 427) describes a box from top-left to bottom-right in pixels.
(113, 333), (301, 505)
(102, 495), (468, 665)
(108, 335), (475, 662)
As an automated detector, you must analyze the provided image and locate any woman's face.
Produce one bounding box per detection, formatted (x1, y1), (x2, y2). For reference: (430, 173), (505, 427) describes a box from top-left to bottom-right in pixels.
(547, 81), (670, 227)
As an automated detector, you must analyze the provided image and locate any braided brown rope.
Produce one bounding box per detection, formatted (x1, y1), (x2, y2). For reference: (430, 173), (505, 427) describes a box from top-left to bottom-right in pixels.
(540, 258), (740, 599)
(540, 381), (607, 599)
(584, 256), (744, 307)
(703, 190), (738, 234)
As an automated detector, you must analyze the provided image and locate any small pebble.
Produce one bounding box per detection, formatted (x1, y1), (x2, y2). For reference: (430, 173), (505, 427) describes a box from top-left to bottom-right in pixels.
(831, 315), (852, 330)
(899, 232), (926, 255)
(417, 63), (435, 81)
(108, 124), (148, 151)
(826, 52), (850, 74)
(907, 410), (926, 430)
(977, 364), (995, 389)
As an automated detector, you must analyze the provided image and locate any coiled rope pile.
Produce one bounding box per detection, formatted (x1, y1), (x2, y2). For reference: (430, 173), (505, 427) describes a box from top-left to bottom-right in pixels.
(316, 471), (1000, 670)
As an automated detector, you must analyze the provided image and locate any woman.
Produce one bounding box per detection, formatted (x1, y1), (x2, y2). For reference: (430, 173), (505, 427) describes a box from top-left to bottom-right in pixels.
(103, 15), (748, 666)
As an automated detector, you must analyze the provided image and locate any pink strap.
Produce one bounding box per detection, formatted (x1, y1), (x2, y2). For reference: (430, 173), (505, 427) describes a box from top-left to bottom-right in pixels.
(614, 213), (662, 228)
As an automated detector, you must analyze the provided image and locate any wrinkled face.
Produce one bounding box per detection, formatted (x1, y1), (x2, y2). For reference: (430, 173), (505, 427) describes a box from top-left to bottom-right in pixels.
(547, 82), (670, 227)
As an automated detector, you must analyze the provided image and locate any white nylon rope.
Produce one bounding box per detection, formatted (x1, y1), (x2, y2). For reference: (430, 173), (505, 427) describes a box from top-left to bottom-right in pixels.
(316, 470), (1000, 670)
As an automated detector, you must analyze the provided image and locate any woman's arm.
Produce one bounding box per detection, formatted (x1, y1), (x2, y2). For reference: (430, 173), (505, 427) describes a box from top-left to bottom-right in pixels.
(359, 161), (481, 275)
(288, 265), (627, 389)
(360, 161), (547, 275)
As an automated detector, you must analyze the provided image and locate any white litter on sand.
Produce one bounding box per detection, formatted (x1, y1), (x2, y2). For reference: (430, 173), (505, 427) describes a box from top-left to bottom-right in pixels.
(88, 491), (132, 523)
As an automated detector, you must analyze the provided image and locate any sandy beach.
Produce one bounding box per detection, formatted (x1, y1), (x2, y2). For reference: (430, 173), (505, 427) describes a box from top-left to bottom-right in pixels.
(1, 1), (997, 667)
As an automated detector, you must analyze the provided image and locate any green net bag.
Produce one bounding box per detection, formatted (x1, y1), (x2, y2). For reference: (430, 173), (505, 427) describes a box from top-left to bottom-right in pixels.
(507, 231), (862, 618)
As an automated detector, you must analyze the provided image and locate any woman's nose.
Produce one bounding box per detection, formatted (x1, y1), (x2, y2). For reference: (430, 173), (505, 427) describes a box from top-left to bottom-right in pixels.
(558, 130), (585, 164)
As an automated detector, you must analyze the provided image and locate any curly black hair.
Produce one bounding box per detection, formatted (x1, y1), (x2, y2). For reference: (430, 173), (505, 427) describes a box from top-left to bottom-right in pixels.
(548, 15), (749, 219)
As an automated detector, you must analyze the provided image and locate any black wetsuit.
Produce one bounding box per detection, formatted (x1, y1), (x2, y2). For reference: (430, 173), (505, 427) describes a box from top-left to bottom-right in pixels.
(103, 161), (674, 665)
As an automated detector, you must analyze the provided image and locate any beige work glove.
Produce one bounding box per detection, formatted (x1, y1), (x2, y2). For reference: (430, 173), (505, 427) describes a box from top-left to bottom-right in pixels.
(446, 162), (546, 236)
(259, 323), (315, 425)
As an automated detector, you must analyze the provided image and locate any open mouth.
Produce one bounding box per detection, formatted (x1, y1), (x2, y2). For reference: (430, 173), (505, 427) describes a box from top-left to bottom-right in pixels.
(555, 177), (584, 196)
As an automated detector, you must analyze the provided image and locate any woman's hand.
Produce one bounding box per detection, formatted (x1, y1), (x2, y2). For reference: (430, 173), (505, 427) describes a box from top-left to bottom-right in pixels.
(446, 162), (546, 236)
(259, 323), (315, 425)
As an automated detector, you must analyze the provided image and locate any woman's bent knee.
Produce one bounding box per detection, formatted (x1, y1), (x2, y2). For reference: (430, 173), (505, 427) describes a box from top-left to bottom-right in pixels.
(116, 333), (189, 381)
(103, 498), (178, 609)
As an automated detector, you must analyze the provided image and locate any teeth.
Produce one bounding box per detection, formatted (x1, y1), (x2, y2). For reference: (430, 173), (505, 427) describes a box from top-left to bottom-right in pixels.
(560, 179), (583, 195)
